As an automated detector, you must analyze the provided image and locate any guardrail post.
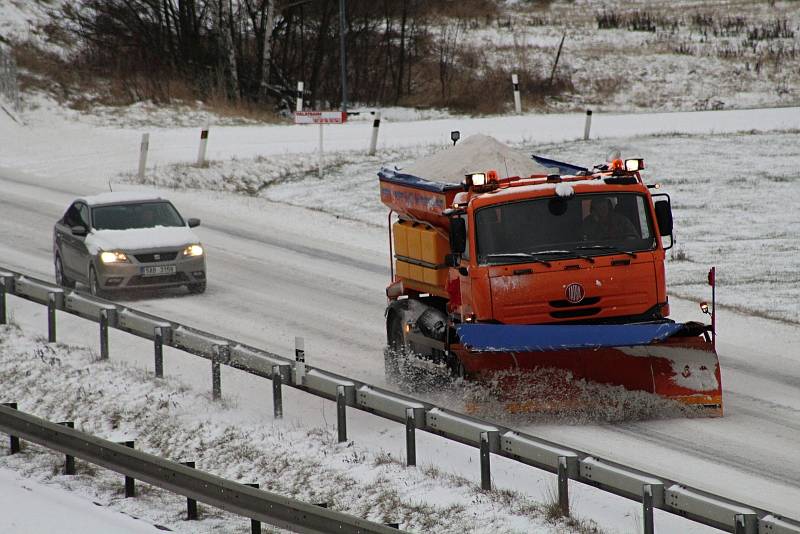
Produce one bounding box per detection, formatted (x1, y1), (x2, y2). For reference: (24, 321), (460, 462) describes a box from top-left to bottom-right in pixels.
(734, 514), (746, 534)
(119, 441), (136, 497)
(245, 483), (261, 534)
(59, 422), (75, 474)
(480, 432), (491, 491)
(405, 408), (416, 467)
(558, 456), (569, 516)
(272, 365), (283, 419)
(2, 403), (20, 453)
(47, 292), (57, 343)
(642, 483), (654, 534)
(154, 327), (164, 378)
(99, 309), (109, 360)
(336, 385), (347, 443)
(212, 346), (222, 400)
(184, 461), (198, 519)
(0, 277), (6, 325)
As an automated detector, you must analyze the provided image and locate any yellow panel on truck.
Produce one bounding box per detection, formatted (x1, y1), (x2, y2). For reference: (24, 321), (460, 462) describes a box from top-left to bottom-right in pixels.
(393, 220), (449, 289)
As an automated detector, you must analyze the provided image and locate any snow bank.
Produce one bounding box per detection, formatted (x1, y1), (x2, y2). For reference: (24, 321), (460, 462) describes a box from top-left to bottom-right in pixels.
(402, 134), (551, 182)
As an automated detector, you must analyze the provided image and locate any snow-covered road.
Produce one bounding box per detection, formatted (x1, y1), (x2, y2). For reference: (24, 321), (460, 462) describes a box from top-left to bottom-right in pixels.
(1, 105), (799, 525)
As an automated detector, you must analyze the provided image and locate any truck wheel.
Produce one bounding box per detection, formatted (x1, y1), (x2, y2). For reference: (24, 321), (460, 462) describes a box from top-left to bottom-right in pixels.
(385, 313), (406, 385)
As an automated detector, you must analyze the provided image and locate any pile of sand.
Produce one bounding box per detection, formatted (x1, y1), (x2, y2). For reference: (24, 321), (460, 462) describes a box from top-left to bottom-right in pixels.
(402, 134), (551, 183)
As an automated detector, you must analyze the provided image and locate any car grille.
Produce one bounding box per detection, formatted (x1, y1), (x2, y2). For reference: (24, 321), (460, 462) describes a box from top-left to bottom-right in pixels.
(128, 273), (189, 286)
(134, 251), (178, 263)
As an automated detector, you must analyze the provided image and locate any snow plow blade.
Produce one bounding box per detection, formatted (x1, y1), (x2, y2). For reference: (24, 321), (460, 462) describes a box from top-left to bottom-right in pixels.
(456, 322), (723, 416)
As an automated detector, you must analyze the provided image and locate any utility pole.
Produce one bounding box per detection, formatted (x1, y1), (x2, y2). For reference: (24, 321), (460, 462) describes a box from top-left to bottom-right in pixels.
(339, 0), (348, 113)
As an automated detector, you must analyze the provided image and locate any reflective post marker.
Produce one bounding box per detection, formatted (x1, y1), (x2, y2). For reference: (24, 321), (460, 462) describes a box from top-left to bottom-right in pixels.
(138, 133), (149, 181)
(296, 81), (304, 112)
(583, 110), (592, 140)
(294, 336), (306, 386)
(197, 127), (209, 166)
(318, 123), (324, 179)
(368, 111), (381, 155)
(512, 74), (521, 114)
(212, 346), (222, 401)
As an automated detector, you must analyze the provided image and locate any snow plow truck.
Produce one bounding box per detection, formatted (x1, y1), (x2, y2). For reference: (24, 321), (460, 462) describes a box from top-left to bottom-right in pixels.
(378, 136), (722, 415)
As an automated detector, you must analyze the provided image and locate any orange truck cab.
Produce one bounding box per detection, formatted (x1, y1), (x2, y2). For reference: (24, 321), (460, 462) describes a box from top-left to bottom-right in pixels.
(379, 155), (722, 413)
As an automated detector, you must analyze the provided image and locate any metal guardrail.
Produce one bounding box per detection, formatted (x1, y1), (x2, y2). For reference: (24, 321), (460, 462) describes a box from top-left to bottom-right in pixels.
(0, 404), (402, 534)
(1, 267), (799, 534)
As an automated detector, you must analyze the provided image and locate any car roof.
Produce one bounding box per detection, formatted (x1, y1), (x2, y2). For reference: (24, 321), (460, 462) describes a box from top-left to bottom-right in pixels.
(78, 192), (167, 207)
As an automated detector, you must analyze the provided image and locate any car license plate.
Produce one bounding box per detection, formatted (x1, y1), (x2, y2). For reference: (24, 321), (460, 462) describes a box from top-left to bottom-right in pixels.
(141, 265), (177, 277)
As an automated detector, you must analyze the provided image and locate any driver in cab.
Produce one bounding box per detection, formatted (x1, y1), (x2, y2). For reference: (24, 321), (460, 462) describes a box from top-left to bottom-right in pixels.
(581, 197), (639, 241)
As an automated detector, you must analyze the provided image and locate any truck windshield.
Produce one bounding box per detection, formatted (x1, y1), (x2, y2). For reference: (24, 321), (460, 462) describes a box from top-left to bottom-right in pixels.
(475, 193), (656, 264)
(91, 201), (185, 230)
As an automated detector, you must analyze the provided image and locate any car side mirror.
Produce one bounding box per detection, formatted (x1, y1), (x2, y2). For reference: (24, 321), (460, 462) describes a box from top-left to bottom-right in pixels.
(187, 218), (201, 228)
(70, 225), (88, 237)
(449, 218), (466, 255)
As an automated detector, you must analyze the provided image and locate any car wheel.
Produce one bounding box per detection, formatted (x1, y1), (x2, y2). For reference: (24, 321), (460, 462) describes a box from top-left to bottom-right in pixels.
(55, 255), (75, 288)
(88, 266), (103, 298)
(187, 281), (206, 294)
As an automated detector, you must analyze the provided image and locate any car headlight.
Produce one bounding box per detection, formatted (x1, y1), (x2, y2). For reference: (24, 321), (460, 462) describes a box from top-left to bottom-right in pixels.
(182, 244), (204, 257)
(100, 251), (129, 264)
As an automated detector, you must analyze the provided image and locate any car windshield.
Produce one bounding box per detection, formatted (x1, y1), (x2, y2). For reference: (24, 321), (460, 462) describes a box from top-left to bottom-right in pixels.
(475, 193), (656, 265)
(91, 201), (185, 230)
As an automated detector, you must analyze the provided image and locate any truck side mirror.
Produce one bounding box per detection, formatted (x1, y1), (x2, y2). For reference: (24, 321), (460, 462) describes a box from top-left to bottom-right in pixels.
(445, 253), (460, 267)
(654, 200), (673, 236)
(449, 218), (466, 254)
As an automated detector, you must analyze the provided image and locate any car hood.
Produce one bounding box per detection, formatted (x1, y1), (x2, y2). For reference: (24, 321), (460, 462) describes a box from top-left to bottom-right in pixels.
(86, 226), (200, 254)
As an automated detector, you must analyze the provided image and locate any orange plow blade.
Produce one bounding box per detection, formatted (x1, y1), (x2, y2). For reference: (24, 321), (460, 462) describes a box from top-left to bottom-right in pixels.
(455, 323), (723, 417)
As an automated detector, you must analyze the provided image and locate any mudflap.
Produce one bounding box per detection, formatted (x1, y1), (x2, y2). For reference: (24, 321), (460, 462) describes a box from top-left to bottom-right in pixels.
(455, 323), (723, 417)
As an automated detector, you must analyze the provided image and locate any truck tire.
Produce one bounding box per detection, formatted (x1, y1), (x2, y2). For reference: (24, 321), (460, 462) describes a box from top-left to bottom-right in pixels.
(385, 312), (406, 385)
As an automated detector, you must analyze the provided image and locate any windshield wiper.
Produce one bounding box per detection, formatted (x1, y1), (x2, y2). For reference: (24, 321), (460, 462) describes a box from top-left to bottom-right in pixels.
(483, 253), (553, 267)
(576, 244), (637, 258)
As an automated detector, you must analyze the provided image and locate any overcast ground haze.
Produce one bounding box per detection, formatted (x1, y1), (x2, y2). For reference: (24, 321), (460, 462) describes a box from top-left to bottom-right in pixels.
(1, 1), (800, 533)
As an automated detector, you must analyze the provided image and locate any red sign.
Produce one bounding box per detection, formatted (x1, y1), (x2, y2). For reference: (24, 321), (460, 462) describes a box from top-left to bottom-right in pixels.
(294, 111), (348, 125)
(565, 283), (585, 304)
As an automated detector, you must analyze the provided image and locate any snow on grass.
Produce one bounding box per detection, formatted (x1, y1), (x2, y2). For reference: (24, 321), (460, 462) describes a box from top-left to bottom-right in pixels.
(128, 128), (800, 323)
(0, 324), (599, 534)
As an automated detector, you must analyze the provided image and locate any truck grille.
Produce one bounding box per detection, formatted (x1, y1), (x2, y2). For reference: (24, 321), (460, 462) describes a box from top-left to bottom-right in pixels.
(549, 297), (601, 308)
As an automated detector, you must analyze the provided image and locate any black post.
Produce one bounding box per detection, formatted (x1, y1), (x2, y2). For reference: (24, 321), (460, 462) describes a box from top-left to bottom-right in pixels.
(154, 327), (164, 378)
(2, 403), (19, 453)
(558, 456), (569, 516)
(59, 422), (75, 474)
(99, 310), (109, 360)
(47, 292), (57, 343)
(212, 346), (222, 401)
(184, 462), (198, 519)
(119, 441), (136, 497)
(480, 432), (491, 491)
(336, 385), (347, 443)
(245, 483), (261, 534)
(0, 278), (6, 325)
(405, 408), (416, 467)
(272, 365), (283, 419)
(642, 484), (654, 534)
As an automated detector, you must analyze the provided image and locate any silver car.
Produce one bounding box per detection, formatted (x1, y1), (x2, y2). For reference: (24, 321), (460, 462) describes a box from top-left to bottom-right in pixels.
(53, 192), (207, 296)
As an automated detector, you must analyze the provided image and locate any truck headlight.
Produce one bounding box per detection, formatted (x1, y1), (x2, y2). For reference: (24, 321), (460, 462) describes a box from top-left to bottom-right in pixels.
(100, 251), (129, 264)
(183, 244), (204, 257)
